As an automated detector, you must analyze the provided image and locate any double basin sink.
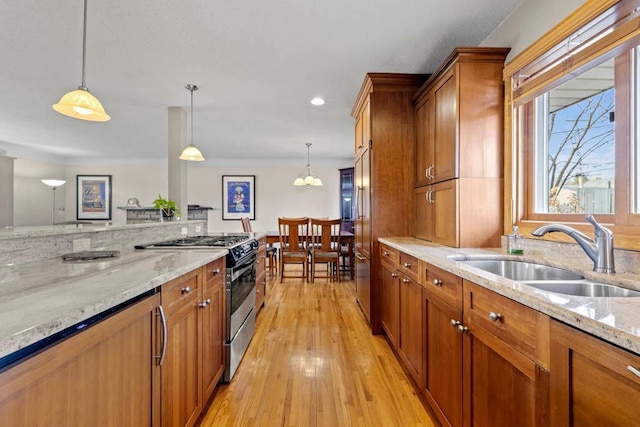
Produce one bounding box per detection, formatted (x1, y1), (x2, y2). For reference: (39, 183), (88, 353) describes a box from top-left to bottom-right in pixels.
(451, 256), (640, 298)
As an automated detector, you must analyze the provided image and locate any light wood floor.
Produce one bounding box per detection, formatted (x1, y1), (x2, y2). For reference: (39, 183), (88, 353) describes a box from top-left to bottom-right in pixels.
(199, 269), (437, 427)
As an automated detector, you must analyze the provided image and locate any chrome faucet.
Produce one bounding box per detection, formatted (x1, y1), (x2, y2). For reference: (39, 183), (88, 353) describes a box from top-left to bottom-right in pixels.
(531, 214), (615, 273)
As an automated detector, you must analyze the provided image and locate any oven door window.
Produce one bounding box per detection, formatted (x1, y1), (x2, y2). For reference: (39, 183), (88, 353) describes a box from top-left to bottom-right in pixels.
(230, 260), (256, 315)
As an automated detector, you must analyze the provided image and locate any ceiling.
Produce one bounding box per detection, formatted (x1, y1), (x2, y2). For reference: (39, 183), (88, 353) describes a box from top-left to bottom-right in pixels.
(0, 0), (522, 167)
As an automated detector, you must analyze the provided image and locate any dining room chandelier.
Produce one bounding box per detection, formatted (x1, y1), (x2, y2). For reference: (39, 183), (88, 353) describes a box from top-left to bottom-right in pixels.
(179, 83), (205, 161)
(52, 0), (110, 122)
(293, 143), (323, 187)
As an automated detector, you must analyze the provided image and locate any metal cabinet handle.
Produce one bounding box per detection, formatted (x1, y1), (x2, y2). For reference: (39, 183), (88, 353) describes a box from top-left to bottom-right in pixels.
(628, 366), (640, 378)
(355, 253), (366, 261)
(391, 272), (398, 278)
(383, 251), (390, 256)
(450, 319), (461, 327)
(403, 262), (411, 268)
(457, 325), (469, 333)
(427, 189), (434, 204)
(156, 305), (167, 366)
(426, 165), (434, 180)
(402, 278), (410, 283)
(181, 286), (191, 294)
(199, 298), (212, 308)
(433, 278), (443, 286)
(489, 312), (502, 321)
(356, 186), (363, 219)
(213, 268), (221, 275)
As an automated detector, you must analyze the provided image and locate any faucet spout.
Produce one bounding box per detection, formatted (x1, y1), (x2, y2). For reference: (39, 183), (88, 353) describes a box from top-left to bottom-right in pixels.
(531, 215), (615, 274)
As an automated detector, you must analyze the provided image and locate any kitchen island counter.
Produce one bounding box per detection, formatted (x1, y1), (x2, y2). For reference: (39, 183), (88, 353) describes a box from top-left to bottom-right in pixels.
(0, 248), (226, 362)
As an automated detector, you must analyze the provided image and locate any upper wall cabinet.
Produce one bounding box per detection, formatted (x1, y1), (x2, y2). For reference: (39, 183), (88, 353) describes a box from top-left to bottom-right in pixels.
(414, 47), (510, 187)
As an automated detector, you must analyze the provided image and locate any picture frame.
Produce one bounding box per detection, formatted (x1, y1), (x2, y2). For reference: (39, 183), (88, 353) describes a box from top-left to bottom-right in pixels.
(222, 175), (255, 220)
(76, 175), (112, 220)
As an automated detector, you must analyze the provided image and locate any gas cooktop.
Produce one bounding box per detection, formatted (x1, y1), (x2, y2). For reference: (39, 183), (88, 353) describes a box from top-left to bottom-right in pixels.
(136, 235), (251, 248)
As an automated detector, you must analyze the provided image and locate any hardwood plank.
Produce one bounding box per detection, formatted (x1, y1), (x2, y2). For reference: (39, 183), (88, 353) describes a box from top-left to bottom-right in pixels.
(199, 268), (436, 426)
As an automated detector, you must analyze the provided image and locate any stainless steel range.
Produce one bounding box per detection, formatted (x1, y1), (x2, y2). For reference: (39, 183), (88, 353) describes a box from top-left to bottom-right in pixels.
(136, 234), (258, 382)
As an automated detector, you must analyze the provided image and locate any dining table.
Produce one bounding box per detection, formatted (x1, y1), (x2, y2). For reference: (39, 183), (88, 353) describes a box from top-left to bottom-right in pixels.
(265, 230), (355, 279)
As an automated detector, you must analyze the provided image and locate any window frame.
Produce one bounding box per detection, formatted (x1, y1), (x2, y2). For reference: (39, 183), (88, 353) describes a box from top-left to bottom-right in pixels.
(504, 0), (640, 249)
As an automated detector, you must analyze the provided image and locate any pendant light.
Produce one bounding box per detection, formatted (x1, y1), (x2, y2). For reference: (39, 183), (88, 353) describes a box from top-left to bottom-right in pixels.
(52, 0), (110, 122)
(179, 84), (205, 161)
(293, 143), (323, 187)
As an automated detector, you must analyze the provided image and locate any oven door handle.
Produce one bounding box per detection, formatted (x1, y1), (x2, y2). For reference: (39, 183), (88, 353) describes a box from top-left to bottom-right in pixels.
(229, 260), (255, 283)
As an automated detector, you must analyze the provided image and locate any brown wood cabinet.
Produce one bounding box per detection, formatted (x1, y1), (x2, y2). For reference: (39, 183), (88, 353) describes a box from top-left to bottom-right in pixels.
(380, 260), (400, 348)
(0, 293), (161, 426)
(162, 259), (226, 427)
(549, 320), (640, 427)
(352, 73), (426, 330)
(413, 47), (508, 248)
(398, 271), (424, 388)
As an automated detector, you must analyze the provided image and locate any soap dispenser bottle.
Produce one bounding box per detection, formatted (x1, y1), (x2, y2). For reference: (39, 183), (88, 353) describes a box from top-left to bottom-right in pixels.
(507, 226), (524, 255)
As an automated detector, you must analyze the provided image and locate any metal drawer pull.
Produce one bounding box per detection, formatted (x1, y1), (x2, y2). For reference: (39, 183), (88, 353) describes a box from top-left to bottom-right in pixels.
(383, 251), (390, 256)
(199, 298), (212, 308)
(433, 278), (442, 286)
(402, 278), (410, 283)
(212, 268), (221, 275)
(391, 273), (398, 278)
(628, 366), (640, 378)
(457, 325), (469, 334)
(404, 262), (411, 268)
(156, 306), (167, 366)
(489, 312), (502, 321)
(450, 319), (461, 327)
(181, 286), (191, 294)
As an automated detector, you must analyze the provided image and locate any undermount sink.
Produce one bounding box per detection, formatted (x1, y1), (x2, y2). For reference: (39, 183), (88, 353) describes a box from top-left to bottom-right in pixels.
(459, 259), (584, 281)
(453, 256), (640, 297)
(522, 280), (640, 298)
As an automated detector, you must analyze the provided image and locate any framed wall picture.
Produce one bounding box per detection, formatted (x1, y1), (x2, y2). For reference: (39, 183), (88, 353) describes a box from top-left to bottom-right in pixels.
(222, 175), (255, 220)
(76, 175), (112, 220)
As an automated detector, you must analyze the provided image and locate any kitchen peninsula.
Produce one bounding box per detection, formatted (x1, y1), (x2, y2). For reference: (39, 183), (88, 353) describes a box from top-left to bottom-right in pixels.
(0, 220), (227, 426)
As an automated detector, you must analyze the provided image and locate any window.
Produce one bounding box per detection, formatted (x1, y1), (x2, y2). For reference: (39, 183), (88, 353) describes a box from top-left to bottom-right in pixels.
(505, 0), (640, 249)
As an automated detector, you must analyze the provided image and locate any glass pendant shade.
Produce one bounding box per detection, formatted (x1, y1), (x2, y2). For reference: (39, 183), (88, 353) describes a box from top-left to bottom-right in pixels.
(179, 145), (205, 161)
(293, 143), (323, 187)
(52, 0), (109, 122)
(52, 87), (110, 122)
(41, 179), (67, 188)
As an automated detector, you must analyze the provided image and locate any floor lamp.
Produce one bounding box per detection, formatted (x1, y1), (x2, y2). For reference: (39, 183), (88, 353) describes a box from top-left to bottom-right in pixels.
(41, 179), (66, 225)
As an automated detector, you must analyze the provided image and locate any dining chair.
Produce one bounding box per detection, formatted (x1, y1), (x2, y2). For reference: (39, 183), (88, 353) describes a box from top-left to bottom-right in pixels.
(240, 217), (277, 276)
(309, 218), (342, 283)
(278, 217), (309, 282)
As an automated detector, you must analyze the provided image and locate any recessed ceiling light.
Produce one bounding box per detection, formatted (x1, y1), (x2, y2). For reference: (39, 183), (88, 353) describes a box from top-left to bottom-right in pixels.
(310, 97), (325, 106)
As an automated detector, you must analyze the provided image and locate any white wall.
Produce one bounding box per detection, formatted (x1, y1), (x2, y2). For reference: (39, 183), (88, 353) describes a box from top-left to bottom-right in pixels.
(13, 159), (341, 230)
(481, 0), (587, 61)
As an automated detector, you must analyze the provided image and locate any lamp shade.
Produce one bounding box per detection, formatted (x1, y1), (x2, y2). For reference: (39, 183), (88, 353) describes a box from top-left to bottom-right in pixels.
(41, 179), (67, 187)
(179, 145), (205, 161)
(52, 88), (110, 122)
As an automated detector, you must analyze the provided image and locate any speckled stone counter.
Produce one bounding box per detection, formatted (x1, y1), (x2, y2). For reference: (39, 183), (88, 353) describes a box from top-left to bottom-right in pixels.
(379, 237), (640, 355)
(0, 249), (226, 360)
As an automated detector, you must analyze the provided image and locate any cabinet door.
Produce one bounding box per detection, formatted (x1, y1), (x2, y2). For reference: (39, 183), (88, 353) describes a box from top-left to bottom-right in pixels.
(399, 274), (424, 388)
(380, 262), (400, 348)
(431, 179), (458, 247)
(0, 294), (161, 427)
(414, 186), (431, 241)
(355, 146), (371, 258)
(550, 320), (640, 427)
(415, 98), (434, 187)
(424, 292), (463, 427)
(201, 280), (224, 404)
(355, 98), (370, 155)
(433, 70), (458, 183)
(463, 321), (547, 427)
(163, 300), (201, 427)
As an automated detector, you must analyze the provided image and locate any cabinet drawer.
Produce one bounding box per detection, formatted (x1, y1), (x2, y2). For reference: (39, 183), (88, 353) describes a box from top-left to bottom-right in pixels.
(162, 269), (199, 315)
(464, 280), (538, 359)
(203, 258), (225, 291)
(398, 252), (420, 283)
(380, 243), (398, 267)
(424, 263), (463, 311)
(256, 247), (267, 277)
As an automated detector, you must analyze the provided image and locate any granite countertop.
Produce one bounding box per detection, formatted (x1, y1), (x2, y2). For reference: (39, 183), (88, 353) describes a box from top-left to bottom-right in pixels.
(380, 237), (640, 355)
(0, 248), (227, 361)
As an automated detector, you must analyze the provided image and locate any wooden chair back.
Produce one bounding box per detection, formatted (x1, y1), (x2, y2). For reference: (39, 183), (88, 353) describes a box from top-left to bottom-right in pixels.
(309, 218), (342, 254)
(240, 217), (252, 232)
(278, 217), (309, 253)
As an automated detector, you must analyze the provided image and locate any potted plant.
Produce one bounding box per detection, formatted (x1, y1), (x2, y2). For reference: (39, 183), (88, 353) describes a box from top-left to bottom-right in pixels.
(152, 194), (180, 220)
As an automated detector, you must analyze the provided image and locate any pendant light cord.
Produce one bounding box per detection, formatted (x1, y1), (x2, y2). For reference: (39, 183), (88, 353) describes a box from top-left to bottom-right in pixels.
(80, 0), (88, 89)
(190, 87), (194, 146)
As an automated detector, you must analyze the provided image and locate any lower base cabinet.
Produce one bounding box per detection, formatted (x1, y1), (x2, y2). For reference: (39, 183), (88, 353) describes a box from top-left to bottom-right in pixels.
(0, 293), (161, 426)
(398, 272), (424, 388)
(549, 319), (640, 426)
